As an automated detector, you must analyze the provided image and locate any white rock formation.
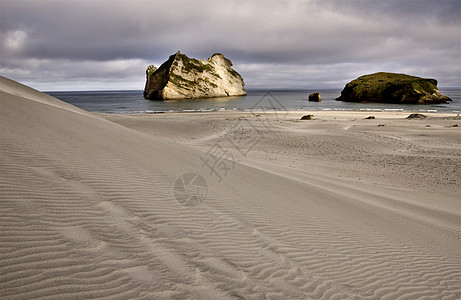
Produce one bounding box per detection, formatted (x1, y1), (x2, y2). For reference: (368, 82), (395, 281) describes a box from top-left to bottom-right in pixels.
(144, 51), (247, 100)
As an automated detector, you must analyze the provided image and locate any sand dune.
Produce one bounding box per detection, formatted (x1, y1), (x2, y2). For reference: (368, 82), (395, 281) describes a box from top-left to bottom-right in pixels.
(1, 76), (460, 299)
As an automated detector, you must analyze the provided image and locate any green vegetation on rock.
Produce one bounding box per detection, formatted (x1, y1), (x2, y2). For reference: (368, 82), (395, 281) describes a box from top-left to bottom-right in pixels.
(227, 68), (241, 78)
(146, 65), (157, 77)
(336, 72), (451, 104)
(211, 72), (222, 79)
(177, 53), (214, 73)
(144, 52), (247, 100)
(169, 73), (198, 88)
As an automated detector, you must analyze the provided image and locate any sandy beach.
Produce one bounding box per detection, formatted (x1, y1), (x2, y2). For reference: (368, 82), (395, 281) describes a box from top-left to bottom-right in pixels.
(1, 76), (460, 299)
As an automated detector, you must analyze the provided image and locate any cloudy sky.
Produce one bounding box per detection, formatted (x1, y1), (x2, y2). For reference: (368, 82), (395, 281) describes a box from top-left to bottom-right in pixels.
(1, 0), (460, 91)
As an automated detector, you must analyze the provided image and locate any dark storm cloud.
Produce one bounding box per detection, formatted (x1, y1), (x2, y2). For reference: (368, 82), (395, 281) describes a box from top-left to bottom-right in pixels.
(326, 0), (461, 25)
(1, 0), (460, 90)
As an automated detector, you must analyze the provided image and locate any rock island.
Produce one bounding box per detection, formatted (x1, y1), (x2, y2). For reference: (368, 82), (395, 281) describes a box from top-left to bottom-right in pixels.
(336, 72), (452, 104)
(144, 51), (247, 100)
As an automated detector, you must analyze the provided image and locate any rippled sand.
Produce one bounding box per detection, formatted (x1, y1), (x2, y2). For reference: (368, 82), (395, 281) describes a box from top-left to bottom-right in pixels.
(1, 76), (460, 299)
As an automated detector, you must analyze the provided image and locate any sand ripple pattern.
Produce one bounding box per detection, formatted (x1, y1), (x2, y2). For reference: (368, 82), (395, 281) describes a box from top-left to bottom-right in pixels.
(1, 78), (460, 299)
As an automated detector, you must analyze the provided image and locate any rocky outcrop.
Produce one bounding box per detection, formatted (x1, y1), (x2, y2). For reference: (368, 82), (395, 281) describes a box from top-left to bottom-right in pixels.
(300, 114), (314, 120)
(407, 113), (427, 119)
(336, 72), (452, 104)
(308, 92), (321, 102)
(144, 51), (247, 100)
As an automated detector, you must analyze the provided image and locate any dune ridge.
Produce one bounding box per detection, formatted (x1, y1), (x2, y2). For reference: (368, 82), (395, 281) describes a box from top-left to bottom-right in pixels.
(1, 76), (460, 299)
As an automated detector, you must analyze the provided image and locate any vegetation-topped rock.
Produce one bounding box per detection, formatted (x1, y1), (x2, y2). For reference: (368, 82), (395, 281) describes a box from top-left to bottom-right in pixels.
(336, 72), (452, 104)
(144, 51), (247, 100)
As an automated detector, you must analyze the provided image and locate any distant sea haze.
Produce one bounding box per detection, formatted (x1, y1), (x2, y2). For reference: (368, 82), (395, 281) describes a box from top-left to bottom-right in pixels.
(47, 88), (461, 114)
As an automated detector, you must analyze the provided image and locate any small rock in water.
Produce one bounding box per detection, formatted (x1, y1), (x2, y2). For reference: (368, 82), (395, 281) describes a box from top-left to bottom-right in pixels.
(308, 92), (321, 102)
(407, 113), (427, 119)
(301, 114), (314, 120)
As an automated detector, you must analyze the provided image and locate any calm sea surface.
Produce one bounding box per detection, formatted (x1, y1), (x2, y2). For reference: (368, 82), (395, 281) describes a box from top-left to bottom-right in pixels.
(47, 88), (461, 114)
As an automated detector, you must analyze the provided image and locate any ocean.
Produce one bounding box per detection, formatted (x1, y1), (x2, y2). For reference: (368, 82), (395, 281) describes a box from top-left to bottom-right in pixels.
(46, 88), (461, 114)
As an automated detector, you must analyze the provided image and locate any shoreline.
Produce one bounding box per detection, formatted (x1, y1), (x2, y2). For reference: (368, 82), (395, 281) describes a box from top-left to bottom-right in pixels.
(93, 108), (461, 115)
(46, 88), (461, 115)
(97, 109), (461, 117)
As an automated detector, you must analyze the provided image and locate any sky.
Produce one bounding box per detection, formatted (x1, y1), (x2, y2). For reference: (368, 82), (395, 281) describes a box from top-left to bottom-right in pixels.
(1, 0), (460, 91)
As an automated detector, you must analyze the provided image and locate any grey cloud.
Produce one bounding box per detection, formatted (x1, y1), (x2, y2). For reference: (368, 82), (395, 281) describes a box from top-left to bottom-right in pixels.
(1, 0), (459, 90)
(321, 0), (461, 26)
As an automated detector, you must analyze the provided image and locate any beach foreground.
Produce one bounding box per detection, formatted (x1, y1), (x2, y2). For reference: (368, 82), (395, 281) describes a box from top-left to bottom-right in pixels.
(1, 76), (460, 299)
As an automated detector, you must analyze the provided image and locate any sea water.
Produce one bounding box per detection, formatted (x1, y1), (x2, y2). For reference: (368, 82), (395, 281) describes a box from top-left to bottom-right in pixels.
(47, 88), (461, 114)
